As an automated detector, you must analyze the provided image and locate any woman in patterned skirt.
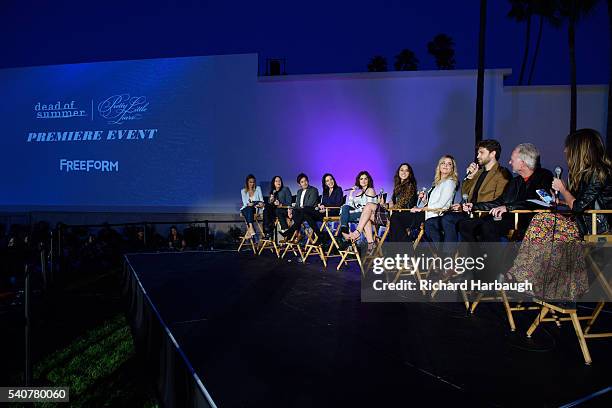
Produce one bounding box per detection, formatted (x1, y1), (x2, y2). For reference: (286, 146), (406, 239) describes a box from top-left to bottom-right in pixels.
(507, 129), (612, 301)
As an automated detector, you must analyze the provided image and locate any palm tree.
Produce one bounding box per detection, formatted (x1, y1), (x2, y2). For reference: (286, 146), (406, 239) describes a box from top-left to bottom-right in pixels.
(475, 0), (487, 143)
(427, 34), (456, 69)
(557, 0), (599, 133)
(394, 49), (419, 71)
(527, 0), (559, 85)
(507, 0), (534, 85)
(367, 55), (388, 72)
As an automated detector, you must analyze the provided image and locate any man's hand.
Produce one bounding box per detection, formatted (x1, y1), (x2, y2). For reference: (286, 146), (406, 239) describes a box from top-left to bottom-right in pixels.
(466, 162), (479, 179)
(490, 205), (507, 218)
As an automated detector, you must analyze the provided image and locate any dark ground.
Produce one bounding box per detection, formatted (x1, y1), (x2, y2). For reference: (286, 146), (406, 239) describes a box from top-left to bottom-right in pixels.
(126, 250), (612, 408)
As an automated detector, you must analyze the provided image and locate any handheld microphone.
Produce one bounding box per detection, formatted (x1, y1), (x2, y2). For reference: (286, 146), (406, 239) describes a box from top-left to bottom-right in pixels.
(461, 193), (469, 204)
(554, 166), (563, 197)
(463, 163), (478, 181)
(344, 186), (358, 192)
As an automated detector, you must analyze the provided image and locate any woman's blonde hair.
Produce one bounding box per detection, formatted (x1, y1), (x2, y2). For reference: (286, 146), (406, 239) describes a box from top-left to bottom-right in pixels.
(565, 129), (612, 192)
(434, 155), (458, 186)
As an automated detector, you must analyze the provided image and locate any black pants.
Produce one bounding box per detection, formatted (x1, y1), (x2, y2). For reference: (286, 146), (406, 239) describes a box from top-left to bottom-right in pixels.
(457, 215), (514, 242)
(284, 207), (322, 238)
(388, 211), (424, 242)
(263, 204), (290, 233)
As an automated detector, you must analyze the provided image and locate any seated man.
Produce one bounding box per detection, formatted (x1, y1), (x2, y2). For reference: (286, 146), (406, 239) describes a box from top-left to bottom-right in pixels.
(444, 143), (553, 281)
(280, 173), (323, 243)
(458, 143), (553, 243)
(438, 139), (511, 253)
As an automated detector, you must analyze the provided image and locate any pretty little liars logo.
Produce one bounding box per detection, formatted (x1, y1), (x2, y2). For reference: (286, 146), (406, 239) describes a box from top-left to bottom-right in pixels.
(98, 94), (149, 125)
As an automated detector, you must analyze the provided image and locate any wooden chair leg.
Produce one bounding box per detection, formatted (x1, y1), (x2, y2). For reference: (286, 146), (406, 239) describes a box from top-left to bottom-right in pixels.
(470, 293), (484, 314)
(584, 301), (605, 335)
(237, 238), (244, 251)
(500, 290), (516, 332)
(526, 306), (549, 338)
(569, 311), (593, 365)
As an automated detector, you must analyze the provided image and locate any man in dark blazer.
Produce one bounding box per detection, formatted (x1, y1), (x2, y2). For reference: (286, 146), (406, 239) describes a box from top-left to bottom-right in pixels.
(280, 173), (323, 243)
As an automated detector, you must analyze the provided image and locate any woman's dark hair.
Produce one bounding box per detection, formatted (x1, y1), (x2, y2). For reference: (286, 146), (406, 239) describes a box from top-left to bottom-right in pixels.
(321, 173), (338, 197)
(270, 175), (284, 194)
(296, 173), (308, 184)
(393, 163), (416, 190)
(244, 174), (256, 191)
(393, 163), (417, 208)
(354, 170), (374, 191)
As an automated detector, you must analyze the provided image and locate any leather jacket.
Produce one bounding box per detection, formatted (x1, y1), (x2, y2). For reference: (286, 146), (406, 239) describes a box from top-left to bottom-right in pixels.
(572, 173), (612, 236)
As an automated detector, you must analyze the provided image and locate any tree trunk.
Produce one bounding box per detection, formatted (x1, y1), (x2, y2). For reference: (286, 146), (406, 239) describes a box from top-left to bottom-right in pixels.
(569, 13), (577, 133)
(475, 0), (487, 144)
(518, 13), (532, 85)
(528, 14), (544, 86)
(607, 0), (612, 155)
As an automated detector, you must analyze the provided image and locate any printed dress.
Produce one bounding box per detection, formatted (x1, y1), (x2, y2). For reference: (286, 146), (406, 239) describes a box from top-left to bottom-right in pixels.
(508, 212), (589, 301)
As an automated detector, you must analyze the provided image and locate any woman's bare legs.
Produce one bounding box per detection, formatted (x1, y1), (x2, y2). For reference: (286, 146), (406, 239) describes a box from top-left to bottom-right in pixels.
(343, 203), (377, 243)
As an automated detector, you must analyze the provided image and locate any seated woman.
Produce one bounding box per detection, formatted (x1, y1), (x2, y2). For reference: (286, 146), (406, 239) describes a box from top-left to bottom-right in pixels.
(337, 171), (378, 248)
(168, 225), (187, 251)
(343, 163), (418, 251)
(316, 173), (344, 216)
(240, 174), (264, 239)
(263, 175), (292, 238)
(396, 155), (458, 243)
(507, 129), (612, 301)
(386, 163), (419, 242)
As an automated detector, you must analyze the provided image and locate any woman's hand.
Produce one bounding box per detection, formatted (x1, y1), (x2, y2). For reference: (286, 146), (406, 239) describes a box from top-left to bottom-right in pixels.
(552, 178), (567, 195)
(410, 207), (422, 213)
(274, 199), (280, 206)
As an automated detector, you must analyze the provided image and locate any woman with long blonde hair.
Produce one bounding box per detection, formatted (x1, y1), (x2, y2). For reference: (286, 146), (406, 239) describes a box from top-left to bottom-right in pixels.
(410, 155), (458, 241)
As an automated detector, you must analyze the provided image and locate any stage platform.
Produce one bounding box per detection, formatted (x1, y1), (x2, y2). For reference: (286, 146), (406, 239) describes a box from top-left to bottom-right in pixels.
(123, 251), (612, 407)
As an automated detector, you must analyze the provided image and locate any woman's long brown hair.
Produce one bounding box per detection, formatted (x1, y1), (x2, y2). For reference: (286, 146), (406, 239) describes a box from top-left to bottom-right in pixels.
(565, 129), (612, 192)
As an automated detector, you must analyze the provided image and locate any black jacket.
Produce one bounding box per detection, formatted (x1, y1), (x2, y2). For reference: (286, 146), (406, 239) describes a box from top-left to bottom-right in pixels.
(473, 167), (554, 212)
(271, 186), (292, 206)
(295, 185), (320, 208)
(572, 173), (612, 235)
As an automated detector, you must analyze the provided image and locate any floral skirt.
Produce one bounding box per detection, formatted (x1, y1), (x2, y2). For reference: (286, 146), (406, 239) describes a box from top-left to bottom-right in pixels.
(508, 213), (588, 301)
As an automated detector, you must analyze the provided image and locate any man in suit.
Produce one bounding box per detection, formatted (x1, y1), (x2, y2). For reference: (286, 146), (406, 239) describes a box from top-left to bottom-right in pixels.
(280, 173), (323, 243)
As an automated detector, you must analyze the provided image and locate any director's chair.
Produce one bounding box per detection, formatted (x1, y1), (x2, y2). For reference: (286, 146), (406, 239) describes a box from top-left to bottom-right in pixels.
(237, 211), (264, 254)
(525, 209), (612, 365)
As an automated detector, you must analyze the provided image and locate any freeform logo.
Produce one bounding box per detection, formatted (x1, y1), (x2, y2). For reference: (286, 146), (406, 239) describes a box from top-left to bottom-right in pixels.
(98, 94), (149, 124)
(35, 101), (87, 119)
(59, 159), (119, 172)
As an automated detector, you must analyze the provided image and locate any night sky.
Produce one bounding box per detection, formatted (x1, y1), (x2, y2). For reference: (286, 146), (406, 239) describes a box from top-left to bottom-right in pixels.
(0, 0), (608, 85)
